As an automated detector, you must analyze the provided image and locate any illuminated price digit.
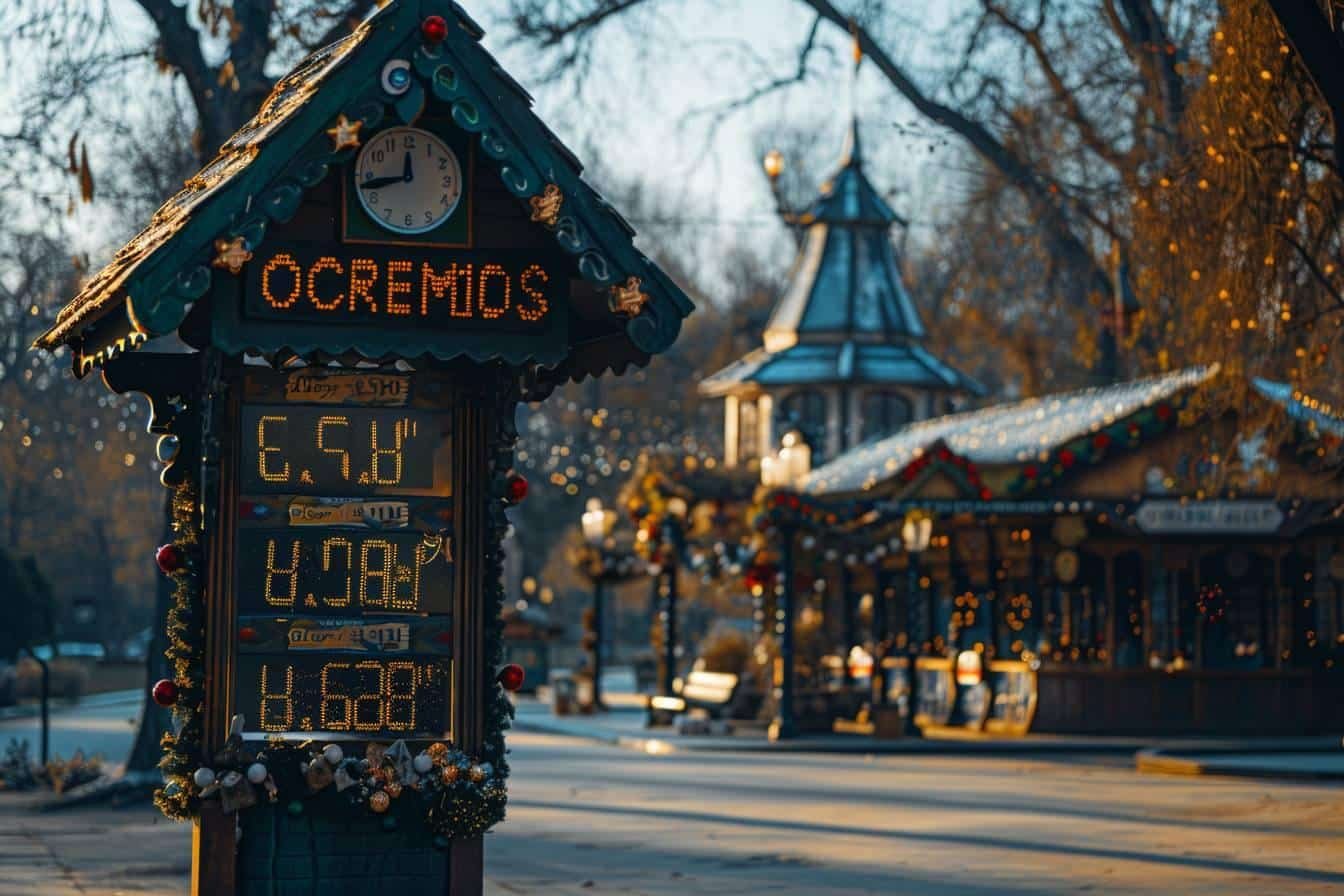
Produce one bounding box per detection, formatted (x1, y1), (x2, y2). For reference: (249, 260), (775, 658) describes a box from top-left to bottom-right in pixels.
(370, 418), (417, 486)
(320, 662), (353, 731)
(353, 660), (384, 732)
(322, 537), (352, 608)
(317, 415), (352, 480)
(257, 415), (290, 483)
(259, 663), (295, 732)
(265, 539), (302, 609)
(386, 660), (418, 732)
(359, 539), (395, 608)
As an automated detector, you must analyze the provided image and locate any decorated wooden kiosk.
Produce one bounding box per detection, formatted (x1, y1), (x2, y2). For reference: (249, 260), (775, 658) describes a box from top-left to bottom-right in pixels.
(34, 3), (691, 894)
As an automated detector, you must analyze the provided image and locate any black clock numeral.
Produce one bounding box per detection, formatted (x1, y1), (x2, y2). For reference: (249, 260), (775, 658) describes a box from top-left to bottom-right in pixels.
(424, 211), (433, 223)
(383, 208), (393, 220)
(404, 214), (413, 227)
(384, 137), (396, 152)
(368, 192), (379, 205)
(442, 176), (454, 189)
(403, 135), (416, 150)
(373, 149), (385, 163)
(439, 158), (449, 171)
(440, 194), (451, 206)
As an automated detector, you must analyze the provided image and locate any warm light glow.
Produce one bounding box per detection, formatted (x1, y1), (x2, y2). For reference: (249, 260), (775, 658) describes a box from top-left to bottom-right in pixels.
(763, 148), (785, 181)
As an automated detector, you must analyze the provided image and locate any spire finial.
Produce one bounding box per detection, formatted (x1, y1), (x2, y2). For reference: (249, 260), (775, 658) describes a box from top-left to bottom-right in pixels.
(846, 19), (863, 169)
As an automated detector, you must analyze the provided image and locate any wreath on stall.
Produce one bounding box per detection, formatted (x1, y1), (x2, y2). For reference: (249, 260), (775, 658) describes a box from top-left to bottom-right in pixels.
(1196, 584), (1228, 623)
(150, 479), (510, 840)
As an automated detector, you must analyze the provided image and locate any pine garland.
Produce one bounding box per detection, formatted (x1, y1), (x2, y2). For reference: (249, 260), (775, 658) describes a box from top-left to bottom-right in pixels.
(155, 481), (206, 820)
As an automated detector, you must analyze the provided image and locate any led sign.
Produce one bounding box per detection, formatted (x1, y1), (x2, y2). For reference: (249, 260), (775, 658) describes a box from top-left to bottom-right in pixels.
(245, 245), (564, 330)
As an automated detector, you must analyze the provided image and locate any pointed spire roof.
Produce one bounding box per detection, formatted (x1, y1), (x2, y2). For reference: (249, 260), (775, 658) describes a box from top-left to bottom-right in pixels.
(702, 122), (980, 399)
(762, 122), (924, 351)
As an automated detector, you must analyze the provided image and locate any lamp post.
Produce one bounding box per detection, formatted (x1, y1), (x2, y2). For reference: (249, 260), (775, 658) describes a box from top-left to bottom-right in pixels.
(762, 431), (812, 741)
(654, 496), (689, 698)
(580, 498), (619, 710)
(902, 510), (934, 735)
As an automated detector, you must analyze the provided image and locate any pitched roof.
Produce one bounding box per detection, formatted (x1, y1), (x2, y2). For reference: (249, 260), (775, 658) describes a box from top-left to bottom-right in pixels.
(804, 366), (1219, 495)
(1252, 378), (1344, 438)
(36, 0), (692, 379)
(699, 341), (980, 397)
(702, 120), (971, 396)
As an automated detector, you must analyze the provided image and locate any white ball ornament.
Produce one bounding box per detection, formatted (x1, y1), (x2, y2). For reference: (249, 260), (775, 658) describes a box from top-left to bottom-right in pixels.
(412, 752), (434, 775)
(246, 763), (268, 784)
(322, 744), (344, 765)
(193, 767), (216, 788)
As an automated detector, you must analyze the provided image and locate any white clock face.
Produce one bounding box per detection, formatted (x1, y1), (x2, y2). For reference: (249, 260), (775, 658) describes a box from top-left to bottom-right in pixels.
(354, 127), (462, 235)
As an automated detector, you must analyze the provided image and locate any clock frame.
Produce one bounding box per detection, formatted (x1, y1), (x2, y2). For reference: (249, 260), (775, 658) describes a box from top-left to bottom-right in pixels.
(342, 120), (474, 249)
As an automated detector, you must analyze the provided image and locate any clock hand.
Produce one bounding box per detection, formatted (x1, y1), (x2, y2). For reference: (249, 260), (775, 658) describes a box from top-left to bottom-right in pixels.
(360, 174), (404, 190)
(403, 151), (414, 183)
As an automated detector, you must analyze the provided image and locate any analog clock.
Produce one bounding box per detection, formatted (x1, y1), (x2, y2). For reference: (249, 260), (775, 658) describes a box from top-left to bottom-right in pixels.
(354, 127), (463, 235)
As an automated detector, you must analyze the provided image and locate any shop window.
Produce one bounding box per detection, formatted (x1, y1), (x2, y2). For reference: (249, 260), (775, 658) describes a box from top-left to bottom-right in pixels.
(861, 391), (913, 443)
(777, 390), (829, 463)
(1200, 550), (1272, 668)
(1114, 551), (1145, 668)
(738, 400), (759, 460)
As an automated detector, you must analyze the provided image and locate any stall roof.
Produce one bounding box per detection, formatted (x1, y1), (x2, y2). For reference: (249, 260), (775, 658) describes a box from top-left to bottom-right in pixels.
(35, 0), (692, 379)
(804, 366), (1219, 496)
(1252, 378), (1344, 438)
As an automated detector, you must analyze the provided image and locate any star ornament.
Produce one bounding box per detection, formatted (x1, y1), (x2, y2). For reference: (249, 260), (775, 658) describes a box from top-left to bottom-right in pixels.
(529, 184), (564, 228)
(609, 276), (650, 317)
(212, 237), (253, 275)
(326, 114), (363, 151)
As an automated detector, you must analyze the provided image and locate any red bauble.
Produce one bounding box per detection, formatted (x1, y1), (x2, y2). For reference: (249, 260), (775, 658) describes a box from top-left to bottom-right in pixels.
(1058, 449), (1076, 468)
(237, 626), (258, 643)
(497, 664), (526, 692)
(1023, 464), (1039, 480)
(506, 474), (529, 504)
(151, 679), (178, 707)
(421, 15), (449, 43)
(1093, 432), (1111, 451)
(155, 543), (184, 576)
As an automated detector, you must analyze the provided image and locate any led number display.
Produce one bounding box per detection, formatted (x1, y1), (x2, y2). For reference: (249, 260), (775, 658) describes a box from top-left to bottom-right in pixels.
(244, 246), (564, 330)
(235, 531), (453, 615)
(236, 656), (449, 737)
(240, 405), (448, 495)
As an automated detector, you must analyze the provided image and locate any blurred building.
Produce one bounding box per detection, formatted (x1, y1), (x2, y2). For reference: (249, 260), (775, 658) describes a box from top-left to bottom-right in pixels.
(700, 123), (981, 467)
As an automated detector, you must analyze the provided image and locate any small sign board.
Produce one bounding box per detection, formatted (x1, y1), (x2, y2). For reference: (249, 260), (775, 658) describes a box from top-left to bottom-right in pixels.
(1135, 500), (1284, 535)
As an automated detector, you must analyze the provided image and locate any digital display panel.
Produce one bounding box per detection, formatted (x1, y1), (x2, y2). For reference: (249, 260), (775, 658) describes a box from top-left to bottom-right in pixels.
(236, 655), (449, 737)
(236, 530), (453, 615)
(240, 405), (449, 495)
(244, 245), (566, 331)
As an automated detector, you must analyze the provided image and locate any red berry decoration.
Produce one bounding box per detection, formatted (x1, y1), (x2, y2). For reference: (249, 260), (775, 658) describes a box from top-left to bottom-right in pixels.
(151, 679), (178, 707)
(155, 543), (184, 576)
(497, 664), (526, 692)
(422, 14), (449, 43)
(506, 473), (529, 504)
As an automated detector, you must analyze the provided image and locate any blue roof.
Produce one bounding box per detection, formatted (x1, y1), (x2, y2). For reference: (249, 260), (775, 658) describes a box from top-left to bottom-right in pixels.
(1252, 378), (1344, 437)
(702, 120), (972, 396)
(700, 341), (981, 396)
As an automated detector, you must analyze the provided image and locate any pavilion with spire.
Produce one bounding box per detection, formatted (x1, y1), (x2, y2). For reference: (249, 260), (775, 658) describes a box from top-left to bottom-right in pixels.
(701, 121), (981, 467)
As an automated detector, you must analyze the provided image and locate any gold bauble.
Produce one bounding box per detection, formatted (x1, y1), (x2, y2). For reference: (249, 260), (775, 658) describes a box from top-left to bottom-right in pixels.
(369, 791), (391, 814)
(385, 781), (403, 799)
(441, 765), (460, 784)
(468, 764), (486, 784)
(426, 743), (449, 763)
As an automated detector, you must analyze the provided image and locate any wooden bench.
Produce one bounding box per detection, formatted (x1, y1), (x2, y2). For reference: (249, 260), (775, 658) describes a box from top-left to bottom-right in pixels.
(648, 671), (740, 724)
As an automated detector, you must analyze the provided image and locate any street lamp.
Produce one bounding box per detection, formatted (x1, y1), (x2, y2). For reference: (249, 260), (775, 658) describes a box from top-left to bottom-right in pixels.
(580, 498), (618, 709)
(762, 149), (805, 244)
(902, 510), (934, 736)
(763, 432), (812, 741)
(655, 496), (689, 700)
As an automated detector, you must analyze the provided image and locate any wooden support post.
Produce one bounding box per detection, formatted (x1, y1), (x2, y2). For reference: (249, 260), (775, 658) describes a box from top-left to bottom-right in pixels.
(1103, 551), (1117, 669)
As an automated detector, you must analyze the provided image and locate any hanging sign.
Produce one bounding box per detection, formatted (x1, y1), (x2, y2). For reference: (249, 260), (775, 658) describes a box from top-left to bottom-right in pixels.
(1135, 500), (1284, 535)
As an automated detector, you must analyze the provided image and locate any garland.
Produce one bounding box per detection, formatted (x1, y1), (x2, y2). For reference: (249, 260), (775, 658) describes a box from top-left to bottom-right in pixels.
(155, 481), (206, 820)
